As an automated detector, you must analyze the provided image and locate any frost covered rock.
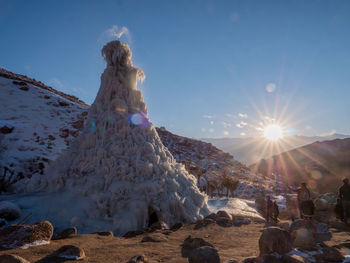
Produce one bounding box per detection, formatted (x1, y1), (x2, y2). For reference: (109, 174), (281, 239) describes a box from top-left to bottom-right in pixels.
(0, 201), (21, 221)
(0, 221), (53, 249)
(28, 40), (209, 235)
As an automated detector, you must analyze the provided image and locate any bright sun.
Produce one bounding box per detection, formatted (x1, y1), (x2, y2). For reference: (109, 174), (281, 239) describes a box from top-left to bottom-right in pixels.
(263, 124), (283, 141)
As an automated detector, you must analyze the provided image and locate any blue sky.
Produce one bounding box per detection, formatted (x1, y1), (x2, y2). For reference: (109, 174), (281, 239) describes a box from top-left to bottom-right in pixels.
(1, 0), (349, 138)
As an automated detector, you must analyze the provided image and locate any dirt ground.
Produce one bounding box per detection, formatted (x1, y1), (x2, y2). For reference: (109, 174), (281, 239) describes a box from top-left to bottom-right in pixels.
(1, 220), (350, 263)
(0, 222), (264, 263)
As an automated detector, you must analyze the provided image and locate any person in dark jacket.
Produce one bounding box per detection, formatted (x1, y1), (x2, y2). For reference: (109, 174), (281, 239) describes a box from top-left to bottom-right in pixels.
(296, 183), (311, 218)
(272, 200), (279, 223)
(334, 198), (344, 221)
(266, 196), (273, 223)
(339, 178), (350, 224)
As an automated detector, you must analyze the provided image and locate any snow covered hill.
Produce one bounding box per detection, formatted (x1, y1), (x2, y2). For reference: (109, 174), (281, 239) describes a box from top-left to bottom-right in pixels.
(0, 68), (271, 198)
(0, 68), (88, 191)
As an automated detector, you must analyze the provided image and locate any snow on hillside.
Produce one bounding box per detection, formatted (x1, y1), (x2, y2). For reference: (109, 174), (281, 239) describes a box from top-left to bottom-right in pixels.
(0, 68), (272, 203)
(0, 69), (88, 190)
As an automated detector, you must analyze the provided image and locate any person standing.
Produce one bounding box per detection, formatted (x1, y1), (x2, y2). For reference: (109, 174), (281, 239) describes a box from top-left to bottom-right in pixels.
(266, 196), (273, 222)
(339, 178), (350, 224)
(296, 183), (311, 219)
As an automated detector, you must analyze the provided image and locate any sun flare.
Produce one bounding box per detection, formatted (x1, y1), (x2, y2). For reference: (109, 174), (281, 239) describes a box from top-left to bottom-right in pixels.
(263, 124), (283, 141)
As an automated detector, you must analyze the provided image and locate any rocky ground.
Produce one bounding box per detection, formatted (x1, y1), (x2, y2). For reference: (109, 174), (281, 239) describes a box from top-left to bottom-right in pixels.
(1, 209), (350, 263)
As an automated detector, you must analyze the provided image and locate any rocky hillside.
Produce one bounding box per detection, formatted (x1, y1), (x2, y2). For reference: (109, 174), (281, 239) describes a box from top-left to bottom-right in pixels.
(252, 138), (350, 194)
(0, 68), (267, 196)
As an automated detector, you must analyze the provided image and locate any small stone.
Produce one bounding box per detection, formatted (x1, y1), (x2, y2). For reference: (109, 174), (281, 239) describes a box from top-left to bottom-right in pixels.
(150, 221), (169, 230)
(127, 254), (148, 263)
(141, 234), (166, 243)
(55, 227), (77, 240)
(93, 231), (113, 237)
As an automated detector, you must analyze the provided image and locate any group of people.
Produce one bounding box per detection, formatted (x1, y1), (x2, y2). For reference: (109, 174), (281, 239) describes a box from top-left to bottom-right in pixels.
(265, 178), (350, 224)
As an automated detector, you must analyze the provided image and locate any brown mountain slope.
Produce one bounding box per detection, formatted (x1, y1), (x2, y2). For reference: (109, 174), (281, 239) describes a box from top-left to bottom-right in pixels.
(252, 138), (350, 193)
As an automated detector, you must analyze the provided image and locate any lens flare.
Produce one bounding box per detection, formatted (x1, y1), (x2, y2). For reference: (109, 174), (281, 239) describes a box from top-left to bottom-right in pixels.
(129, 111), (151, 127)
(264, 124), (283, 141)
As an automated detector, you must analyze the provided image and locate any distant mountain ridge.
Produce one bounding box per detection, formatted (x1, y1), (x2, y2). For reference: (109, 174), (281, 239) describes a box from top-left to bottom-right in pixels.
(251, 138), (350, 193)
(203, 133), (350, 165)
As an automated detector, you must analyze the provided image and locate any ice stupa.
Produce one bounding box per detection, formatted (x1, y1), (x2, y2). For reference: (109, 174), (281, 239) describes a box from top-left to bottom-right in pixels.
(26, 41), (209, 235)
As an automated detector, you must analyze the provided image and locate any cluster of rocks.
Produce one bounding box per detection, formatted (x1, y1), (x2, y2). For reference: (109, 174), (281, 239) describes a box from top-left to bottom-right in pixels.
(240, 219), (341, 263)
(194, 210), (252, 230)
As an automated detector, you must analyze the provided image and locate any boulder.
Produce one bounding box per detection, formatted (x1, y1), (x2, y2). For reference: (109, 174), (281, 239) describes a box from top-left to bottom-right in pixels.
(188, 246), (220, 263)
(55, 227), (77, 240)
(51, 245), (86, 260)
(314, 198), (329, 211)
(216, 210), (232, 220)
(127, 254), (149, 263)
(292, 228), (315, 250)
(0, 201), (21, 221)
(315, 246), (344, 262)
(0, 221), (53, 249)
(289, 220), (317, 249)
(0, 254), (30, 263)
(258, 227), (293, 256)
(181, 235), (214, 258)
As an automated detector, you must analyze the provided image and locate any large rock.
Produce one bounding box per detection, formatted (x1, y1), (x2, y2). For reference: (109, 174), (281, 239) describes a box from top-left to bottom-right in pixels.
(0, 254), (30, 263)
(181, 235), (214, 258)
(50, 245), (86, 260)
(0, 221), (53, 249)
(188, 246), (220, 263)
(314, 245), (344, 262)
(259, 227), (293, 256)
(0, 201), (21, 221)
(314, 198), (329, 211)
(289, 219), (317, 249)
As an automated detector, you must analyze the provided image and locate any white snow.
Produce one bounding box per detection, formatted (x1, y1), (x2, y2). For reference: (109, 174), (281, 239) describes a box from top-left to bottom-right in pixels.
(19, 240), (50, 249)
(15, 41), (209, 236)
(208, 197), (264, 220)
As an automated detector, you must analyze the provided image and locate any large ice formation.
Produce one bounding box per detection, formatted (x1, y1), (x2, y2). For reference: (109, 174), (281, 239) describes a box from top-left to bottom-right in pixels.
(27, 41), (209, 235)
